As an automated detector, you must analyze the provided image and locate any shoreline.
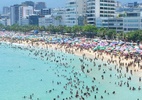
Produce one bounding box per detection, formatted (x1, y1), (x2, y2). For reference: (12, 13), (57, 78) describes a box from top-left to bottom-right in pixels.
(1, 36), (142, 100)
(0, 37), (142, 77)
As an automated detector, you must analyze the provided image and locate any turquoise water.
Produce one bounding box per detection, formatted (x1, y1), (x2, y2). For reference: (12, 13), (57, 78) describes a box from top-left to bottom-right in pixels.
(0, 42), (142, 100)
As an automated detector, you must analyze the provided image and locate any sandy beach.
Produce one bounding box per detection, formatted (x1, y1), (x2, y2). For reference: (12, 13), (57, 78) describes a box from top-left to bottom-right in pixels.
(1, 37), (142, 77)
(1, 36), (142, 100)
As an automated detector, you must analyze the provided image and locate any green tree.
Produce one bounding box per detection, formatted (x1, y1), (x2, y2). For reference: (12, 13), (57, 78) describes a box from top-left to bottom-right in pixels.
(64, 26), (72, 33)
(82, 25), (97, 38)
(97, 27), (107, 38)
(105, 29), (116, 39)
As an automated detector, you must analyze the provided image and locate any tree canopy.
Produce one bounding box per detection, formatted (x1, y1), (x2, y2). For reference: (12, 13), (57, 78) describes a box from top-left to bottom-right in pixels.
(1, 24), (142, 41)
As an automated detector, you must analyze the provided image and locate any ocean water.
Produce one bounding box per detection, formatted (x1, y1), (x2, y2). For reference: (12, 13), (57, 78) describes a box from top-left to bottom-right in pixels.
(0, 42), (142, 100)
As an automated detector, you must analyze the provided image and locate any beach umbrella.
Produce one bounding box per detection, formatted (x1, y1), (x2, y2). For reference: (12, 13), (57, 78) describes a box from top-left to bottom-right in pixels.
(99, 46), (106, 50)
(130, 49), (137, 54)
(123, 50), (129, 55)
(106, 46), (114, 52)
(134, 45), (139, 49)
(94, 46), (100, 50)
(139, 44), (142, 50)
(115, 46), (120, 51)
(118, 41), (124, 45)
(94, 39), (99, 42)
(119, 47), (124, 52)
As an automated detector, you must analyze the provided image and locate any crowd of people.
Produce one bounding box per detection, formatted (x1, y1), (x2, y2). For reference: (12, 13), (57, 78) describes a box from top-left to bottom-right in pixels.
(0, 31), (142, 100)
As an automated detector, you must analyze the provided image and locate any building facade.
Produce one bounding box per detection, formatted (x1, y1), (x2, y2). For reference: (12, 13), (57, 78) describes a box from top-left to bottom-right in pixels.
(65, 0), (86, 26)
(40, 8), (51, 16)
(3, 7), (10, 14)
(21, 1), (35, 7)
(10, 4), (20, 25)
(86, 0), (115, 25)
(39, 15), (53, 27)
(52, 8), (66, 26)
(96, 17), (123, 32)
(123, 11), (142, 32)
(35, 2), (46, 10)
(0, 18), (7, 26)
(29, 15), (39, 26)
(19, 6), (33, 25)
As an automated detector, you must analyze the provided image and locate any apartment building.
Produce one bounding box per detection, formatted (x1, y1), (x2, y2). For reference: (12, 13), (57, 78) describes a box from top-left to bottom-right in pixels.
(65, 0), (86, 26)
(10, 4), (20, 25)
(39, 15), (53, 27)
(123, 11), (142, 32)
(96, 17), (123, 32)
(86, 0), (115, 25)
(19, 6), (33, 25)
(52, 8), (66, 26)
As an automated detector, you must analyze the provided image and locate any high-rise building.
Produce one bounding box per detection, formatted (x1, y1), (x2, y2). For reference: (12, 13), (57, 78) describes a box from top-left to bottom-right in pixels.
(3, 7), (10, 14)
(35, 2), (46, 10)
(19, 6), (33, 25)
(65, 0), (86, 26)
(10, 4), (20, 25)
(19, 6), (33, 19)
(86, 0), (116, 25)
(21, 1), (35, 7)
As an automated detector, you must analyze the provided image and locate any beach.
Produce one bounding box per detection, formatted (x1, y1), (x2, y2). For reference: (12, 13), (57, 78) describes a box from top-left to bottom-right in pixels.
(0, 32), (142, 100)
(1, 36), (142, 75)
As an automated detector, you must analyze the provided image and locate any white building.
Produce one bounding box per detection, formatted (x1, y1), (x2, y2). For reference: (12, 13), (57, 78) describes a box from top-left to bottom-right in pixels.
(65, 0), (86, 26)
(86, 0), (116, 25)
(52, 8), (66, 26)
(7, 19), (11, 26)
(96, 17), (123, 32)
(0, 18), (7, 26)
(123, 11), (142, 32)
(39, 15), (53, 27)
(115, 1), (122, 8)
(19, 6), (33, 25)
